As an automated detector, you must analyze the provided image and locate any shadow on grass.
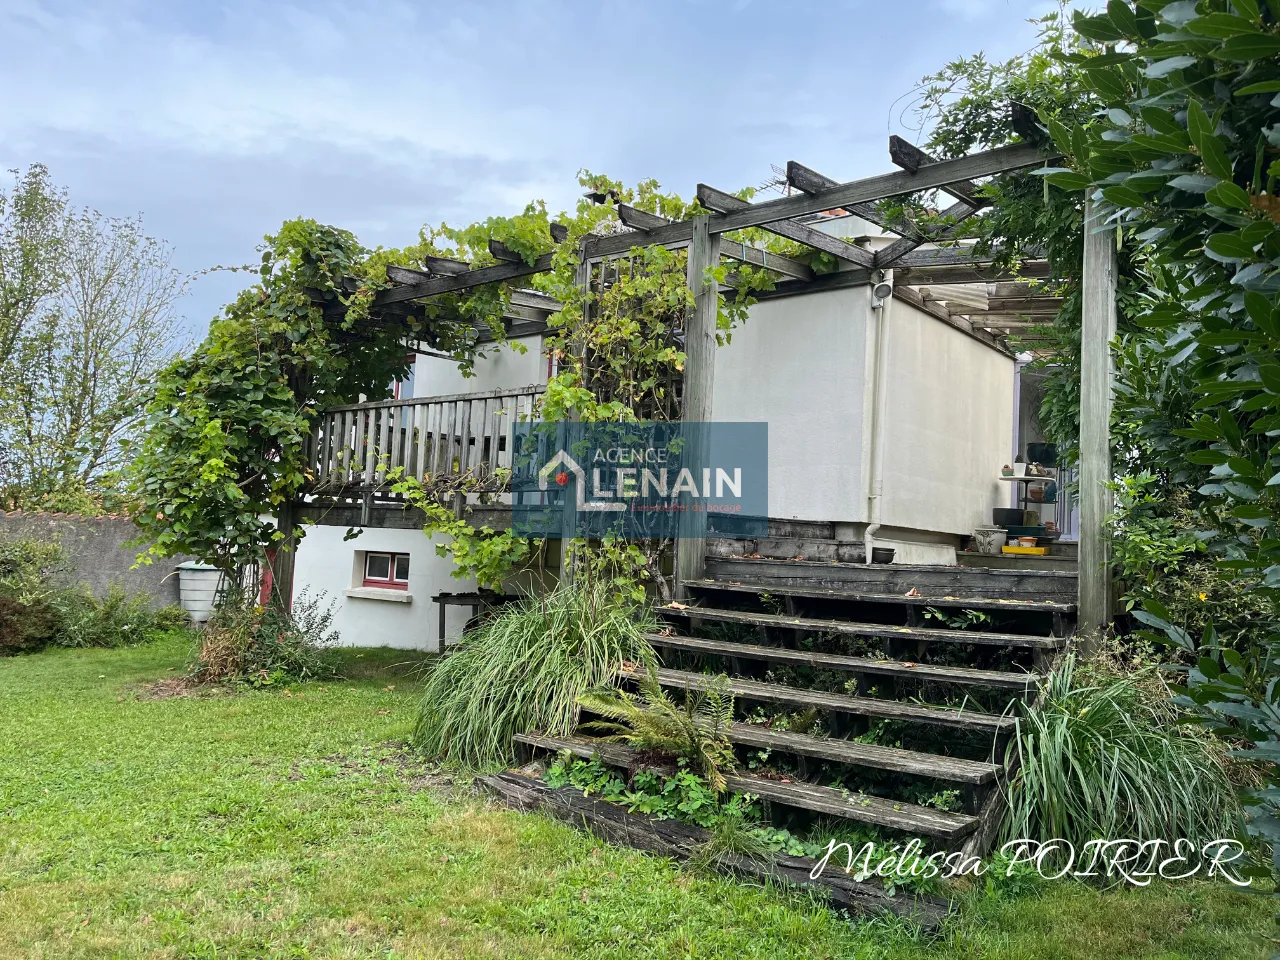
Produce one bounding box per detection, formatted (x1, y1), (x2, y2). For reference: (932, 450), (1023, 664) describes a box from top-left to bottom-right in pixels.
(331, 645), (439, 689)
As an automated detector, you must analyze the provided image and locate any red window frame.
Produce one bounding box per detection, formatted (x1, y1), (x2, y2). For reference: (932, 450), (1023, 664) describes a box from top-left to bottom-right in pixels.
(363, 552), (410, 590)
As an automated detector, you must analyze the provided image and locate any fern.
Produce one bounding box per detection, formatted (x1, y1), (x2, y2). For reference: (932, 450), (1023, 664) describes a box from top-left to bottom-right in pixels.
(577, 672), (737, 792)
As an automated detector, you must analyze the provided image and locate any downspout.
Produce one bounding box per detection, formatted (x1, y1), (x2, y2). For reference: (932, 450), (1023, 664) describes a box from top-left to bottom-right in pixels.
(864, 275), (893, 565)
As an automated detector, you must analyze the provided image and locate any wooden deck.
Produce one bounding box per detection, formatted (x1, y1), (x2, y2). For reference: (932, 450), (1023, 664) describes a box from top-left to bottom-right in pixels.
(305, 384), (544, 494)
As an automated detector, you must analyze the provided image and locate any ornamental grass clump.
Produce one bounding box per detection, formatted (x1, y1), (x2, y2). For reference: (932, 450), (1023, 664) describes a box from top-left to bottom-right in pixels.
(413, 581), (655, 770)
(1004, 654), (1241, 850)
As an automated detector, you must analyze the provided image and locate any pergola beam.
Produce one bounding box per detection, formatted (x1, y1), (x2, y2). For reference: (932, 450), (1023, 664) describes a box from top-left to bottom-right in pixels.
(892, 284), (1007, 353)
(874, 197), (985, 268)
(710, 142), (1048, 234)
(375, 254), (555, 306)
(784, 160), (911, 236)
(695, 184), (874, 268)
(616, 203), (814, 280)
(372, 141), (1052, 309)
(893, 261), (1052, 284)
(888, 136), (983, 206)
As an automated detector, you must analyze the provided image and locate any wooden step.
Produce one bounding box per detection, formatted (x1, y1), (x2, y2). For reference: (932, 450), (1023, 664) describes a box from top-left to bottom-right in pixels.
(622, 665), (1014, 734)
(727, 722), (1000, 785)
(658, 604), (1064, 650)
(646, 632), (1041, 692)
(956, 551), (1078, 573)
(728, 774), (978, 840)
(514, 732), (979, 840)
(482, 769), (954, 926)
(704, 557), (1077, 601)
(684, 578), (1076, 614)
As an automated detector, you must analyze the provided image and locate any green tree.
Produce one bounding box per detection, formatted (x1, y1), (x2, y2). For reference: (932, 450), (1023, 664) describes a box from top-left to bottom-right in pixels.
(1036, 0), (1280, 855)
(0, 166), (187, 511)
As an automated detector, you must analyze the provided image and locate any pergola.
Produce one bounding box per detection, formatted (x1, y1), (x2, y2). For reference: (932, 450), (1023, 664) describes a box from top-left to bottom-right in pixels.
(309, 132), (1117, 638)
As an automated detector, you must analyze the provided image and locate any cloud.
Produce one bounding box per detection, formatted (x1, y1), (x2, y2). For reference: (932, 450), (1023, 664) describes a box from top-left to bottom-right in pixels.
(0, 0), (1047, 336)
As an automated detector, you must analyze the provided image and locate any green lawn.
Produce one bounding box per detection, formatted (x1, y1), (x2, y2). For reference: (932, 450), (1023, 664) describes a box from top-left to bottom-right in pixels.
(0, 636), (1270, 959)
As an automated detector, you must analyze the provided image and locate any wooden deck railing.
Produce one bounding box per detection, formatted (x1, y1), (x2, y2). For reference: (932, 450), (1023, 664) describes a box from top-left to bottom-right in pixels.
(306, 384), (545, 491)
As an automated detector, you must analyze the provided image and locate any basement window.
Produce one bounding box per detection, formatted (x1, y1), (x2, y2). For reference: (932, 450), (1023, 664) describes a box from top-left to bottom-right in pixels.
(363, 552), (410, 590)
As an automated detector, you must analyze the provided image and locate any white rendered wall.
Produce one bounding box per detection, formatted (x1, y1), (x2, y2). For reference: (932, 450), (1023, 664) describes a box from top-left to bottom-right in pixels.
(293, 333), (548, 650)
(876, 299), (1014, 540)
(292, 524), (474, 651)
(414, 335), (546, 396)
(712, 286), (869, 523)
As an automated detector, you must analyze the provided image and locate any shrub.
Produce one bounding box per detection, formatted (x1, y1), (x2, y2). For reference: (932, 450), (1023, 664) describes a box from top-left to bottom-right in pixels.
(0, 536), (186, 653)
(412, 581), (655, 770)
(0, 594), (61, 655)
(0, 537), (67, 600)
(577, 671), (737, 793)
(1004, 654), (1241, 850)
(1108, 475), (1274, 646)
(192, 588), (340, 685)
(50, 585), (188, 649)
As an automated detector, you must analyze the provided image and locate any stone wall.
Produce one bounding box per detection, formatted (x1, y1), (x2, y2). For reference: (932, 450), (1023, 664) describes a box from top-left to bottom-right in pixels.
(0, 511), (194, 607)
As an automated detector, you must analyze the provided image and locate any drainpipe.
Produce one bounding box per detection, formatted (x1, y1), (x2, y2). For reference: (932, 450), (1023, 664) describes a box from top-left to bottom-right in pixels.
(864, 275), (894, 565)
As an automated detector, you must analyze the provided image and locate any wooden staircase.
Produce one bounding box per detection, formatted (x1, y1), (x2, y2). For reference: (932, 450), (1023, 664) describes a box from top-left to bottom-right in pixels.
(518, 543), (1076, 858)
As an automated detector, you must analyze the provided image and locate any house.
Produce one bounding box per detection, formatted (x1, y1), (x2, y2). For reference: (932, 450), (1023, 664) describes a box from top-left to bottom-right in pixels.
(287, 142), (1090, 650)
(290, 237), (1065, 649)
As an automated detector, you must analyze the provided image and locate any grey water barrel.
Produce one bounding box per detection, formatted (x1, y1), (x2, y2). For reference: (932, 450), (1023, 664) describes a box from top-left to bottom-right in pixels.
(176, 562), (221, 623)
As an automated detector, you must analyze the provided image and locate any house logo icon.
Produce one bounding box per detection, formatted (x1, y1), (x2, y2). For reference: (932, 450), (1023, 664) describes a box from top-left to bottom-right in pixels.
(537, 450), (626, 513)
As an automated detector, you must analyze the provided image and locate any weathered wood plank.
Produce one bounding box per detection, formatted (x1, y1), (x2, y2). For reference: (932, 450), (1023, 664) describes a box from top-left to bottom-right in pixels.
(657, 605), (1064, 650)
(675, 218), (720, 597)
(888, 136), (983, 205)
(712, 143), (1049, 234)
(515, 732), (979, 839)
(702, 557), (1078, 601)
(892, 284), (1009, 354)
(874, 198), (985, 268)
(728, 723), (999, 784)
(623, 665), (1014, 733)
(785, 160), (912, 235)
(645, 631), (1042, 690)
(323, 384), (545, 415)
(424, 255), (470, 275)
(695, 184), (875, 268)
(681, 578), (1076, 614)
(480, 771), (952, 925)
(1078, 198), (1117, 644)
(615, 203), (814, 280)
(376, 254), (556, 306)
(894, 260), (1053, 285)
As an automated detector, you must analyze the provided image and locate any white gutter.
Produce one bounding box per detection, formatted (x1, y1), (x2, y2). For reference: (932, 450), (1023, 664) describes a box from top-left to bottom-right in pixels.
(864, 276), (893, 565)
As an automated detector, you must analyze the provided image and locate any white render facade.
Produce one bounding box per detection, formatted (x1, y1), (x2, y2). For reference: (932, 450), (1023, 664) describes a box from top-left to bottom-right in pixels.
(293, 275), (1016, 648)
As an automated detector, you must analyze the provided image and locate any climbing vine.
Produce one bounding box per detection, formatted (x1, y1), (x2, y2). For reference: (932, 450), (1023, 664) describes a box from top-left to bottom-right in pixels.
(404, 172), (786, 597)
(130, 170), (858, 599)
(128, 220), (480, 572)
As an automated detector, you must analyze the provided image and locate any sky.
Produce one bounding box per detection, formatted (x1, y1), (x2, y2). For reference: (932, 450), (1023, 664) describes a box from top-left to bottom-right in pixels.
(0, 0), (1058, 340)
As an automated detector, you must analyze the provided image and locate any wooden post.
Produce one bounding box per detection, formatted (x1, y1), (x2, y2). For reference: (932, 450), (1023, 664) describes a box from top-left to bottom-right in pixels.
(560, 250), (594, 580)
(675, 217), (721, 598)
(1078, 199), (1116, 647)
(269, 500), (297, 615)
